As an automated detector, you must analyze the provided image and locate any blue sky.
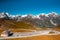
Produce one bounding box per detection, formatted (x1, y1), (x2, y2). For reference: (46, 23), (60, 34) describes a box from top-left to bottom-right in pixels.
(0, 0), (60, 15)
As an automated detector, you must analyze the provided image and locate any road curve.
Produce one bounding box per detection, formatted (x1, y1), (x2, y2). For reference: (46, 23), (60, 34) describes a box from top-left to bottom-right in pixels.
(0, 30), (60, 39)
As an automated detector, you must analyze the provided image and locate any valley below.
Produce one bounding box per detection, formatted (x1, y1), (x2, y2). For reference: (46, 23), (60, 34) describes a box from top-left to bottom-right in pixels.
(0, 28), (60, 40)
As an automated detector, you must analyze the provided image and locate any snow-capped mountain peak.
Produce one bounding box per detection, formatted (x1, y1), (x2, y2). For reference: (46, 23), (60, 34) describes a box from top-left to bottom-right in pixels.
(21, 14), (27, 17)
(0, 12), (60, 27)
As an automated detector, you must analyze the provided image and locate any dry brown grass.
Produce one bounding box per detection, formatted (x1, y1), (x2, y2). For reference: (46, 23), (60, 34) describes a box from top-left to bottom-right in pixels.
(0, 19), (36, 29)
(10, 29), (36, 32)
(0, 28), (35, 34)
(0, 28), (60, 40)
(0, 27), (60, 40)
(52, 27), (60, 31)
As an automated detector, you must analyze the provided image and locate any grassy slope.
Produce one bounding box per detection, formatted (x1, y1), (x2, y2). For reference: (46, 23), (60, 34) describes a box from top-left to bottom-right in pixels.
(5, 26), (60, 40)
(0, 19), (37, 35)
(0, 19), (36, 29)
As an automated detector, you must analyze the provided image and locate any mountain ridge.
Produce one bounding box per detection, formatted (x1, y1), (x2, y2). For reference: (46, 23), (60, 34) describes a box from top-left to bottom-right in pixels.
(0, 12), (60, 28)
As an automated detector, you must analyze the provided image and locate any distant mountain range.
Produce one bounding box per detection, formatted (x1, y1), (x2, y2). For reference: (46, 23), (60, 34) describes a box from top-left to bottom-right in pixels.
(0, 12), (60, 28)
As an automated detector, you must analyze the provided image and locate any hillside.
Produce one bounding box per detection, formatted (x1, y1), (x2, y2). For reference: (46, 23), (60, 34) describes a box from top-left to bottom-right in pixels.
(0, 19), (36, 29)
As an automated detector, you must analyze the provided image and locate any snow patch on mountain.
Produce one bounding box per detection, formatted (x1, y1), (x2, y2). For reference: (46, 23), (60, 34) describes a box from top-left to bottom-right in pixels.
(0, 12), (60, 27)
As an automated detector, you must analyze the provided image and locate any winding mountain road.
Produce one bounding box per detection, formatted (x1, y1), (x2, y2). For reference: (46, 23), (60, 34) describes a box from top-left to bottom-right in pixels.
(0, 29), (60, 40)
